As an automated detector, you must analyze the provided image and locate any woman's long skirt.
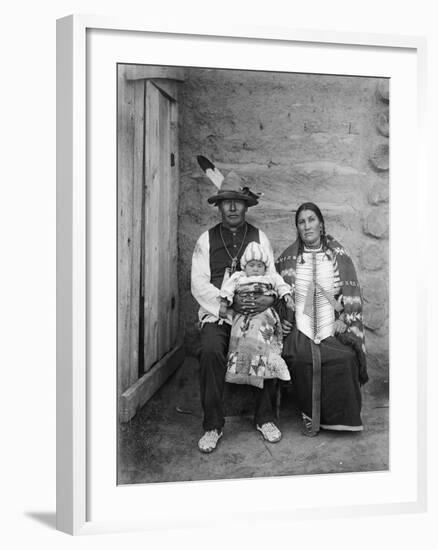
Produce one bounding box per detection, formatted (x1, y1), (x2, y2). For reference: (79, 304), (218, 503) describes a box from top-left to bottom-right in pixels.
(283, 327), (363, 431)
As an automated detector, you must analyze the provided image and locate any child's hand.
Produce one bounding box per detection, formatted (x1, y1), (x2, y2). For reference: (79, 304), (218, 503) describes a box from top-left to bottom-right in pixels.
(219, 303), (229, 319)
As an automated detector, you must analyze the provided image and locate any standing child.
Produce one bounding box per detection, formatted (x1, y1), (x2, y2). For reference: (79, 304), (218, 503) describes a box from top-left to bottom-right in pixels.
(219, 241), (294, 389)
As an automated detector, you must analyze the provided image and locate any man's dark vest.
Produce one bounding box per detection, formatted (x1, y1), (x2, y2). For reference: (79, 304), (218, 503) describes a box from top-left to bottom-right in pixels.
(208, 222), (260, 289)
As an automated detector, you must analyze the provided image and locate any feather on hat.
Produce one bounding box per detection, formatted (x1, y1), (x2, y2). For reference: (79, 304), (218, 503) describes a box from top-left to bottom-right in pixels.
(197, 155), (262, 207)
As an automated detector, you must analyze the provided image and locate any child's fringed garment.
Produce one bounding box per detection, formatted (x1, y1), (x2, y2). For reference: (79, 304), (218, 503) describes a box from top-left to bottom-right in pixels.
(225, 282), (291, 389)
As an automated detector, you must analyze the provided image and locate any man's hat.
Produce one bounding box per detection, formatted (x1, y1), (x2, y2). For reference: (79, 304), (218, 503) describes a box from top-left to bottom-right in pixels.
(197, 155), (261, 207)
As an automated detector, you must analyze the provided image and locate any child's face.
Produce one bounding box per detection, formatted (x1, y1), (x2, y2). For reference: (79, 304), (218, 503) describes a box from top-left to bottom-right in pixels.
(244, 260), (266, 276)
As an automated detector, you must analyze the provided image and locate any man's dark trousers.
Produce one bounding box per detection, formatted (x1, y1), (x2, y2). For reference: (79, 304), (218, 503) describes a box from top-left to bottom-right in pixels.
(199, 321), (276, 431)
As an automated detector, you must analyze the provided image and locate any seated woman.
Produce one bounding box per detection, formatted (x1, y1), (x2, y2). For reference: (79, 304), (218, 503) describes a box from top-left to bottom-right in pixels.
(275, 202), (369, 436)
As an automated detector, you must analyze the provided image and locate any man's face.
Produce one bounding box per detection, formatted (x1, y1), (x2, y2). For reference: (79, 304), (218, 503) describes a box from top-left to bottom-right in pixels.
(218, 199), (247, 229)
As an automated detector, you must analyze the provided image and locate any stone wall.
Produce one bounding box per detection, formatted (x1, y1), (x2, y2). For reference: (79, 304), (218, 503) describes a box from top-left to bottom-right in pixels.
(177, 68), (389, 398)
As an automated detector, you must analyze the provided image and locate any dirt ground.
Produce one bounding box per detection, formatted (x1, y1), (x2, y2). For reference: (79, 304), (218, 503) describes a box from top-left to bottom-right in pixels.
(118, 356), (389, 485)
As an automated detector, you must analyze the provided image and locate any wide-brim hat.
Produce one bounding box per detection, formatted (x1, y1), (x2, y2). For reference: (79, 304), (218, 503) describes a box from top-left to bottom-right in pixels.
(207, 171), (259, 207)
(197, 155), (261, 207)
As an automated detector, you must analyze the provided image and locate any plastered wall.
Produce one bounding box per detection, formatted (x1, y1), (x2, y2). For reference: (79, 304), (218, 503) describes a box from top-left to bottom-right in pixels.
(177, 68), (389, 398)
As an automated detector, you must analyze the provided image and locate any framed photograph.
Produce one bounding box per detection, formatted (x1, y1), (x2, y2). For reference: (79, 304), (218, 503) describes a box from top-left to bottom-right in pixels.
(57, 15), (427, 535)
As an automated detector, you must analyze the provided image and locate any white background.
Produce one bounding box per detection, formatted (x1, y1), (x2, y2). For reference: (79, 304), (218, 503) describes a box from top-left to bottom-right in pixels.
(89, 28), (419, 523)
(0, 0), (436, 548)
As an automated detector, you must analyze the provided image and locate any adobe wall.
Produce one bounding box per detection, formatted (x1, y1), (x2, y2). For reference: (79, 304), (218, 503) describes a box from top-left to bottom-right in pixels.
(178, 68), (389, 398)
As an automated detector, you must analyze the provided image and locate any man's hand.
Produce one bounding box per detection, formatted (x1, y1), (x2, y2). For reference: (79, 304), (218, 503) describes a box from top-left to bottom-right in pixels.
(252, 294), (275, 313)
(233, 294), (274, 315)
(232, 293), (250, 314)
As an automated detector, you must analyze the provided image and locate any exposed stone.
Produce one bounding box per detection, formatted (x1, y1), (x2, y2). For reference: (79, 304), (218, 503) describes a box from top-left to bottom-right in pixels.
(362, 274), (388, 304)
(369, 141), (389, 171)
(368, 182), (389, 205)
(363, 305), (386, 331)
(360, 243), (386, 271)
(346, 121), (361, 135)
(364, 330), (388, 357)
(363, 207), (389, 238)
(366, 353), (384, 373)
(294, 161), (364, 176)
(376, 111), (389, 137)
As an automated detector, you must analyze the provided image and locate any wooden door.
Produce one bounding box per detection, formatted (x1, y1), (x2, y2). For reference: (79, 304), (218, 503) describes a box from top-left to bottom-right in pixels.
(117, 66), (184, 422)
(142, 80), (179, 374)
(118, 75), (145, 398)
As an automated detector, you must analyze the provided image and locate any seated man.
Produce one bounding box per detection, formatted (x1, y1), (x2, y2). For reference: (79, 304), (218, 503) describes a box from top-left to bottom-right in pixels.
(191, 157), (282, 453)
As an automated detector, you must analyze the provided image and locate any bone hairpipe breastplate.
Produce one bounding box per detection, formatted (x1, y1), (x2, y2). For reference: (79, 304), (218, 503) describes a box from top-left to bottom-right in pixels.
(295, 250), (335, 343)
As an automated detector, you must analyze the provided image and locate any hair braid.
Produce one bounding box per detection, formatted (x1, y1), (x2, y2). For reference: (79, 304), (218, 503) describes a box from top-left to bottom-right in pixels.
(321, 223), (332, 260)
(298, 237), (305, 264)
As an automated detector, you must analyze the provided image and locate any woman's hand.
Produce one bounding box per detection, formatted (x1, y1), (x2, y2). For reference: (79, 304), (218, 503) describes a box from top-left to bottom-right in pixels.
(232, 294), (274, 315)
(282, 319), (294, 336)
(334, 320), (347, 334)
(283, 294), (295, 311)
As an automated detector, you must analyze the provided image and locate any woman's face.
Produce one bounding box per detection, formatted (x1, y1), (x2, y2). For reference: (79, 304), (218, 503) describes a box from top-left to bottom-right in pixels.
(297, 209), (323, 246)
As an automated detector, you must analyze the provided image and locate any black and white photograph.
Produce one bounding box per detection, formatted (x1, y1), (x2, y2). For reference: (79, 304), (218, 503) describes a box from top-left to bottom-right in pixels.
(117, 64), (389, 484)
(2, 0), (435, 543)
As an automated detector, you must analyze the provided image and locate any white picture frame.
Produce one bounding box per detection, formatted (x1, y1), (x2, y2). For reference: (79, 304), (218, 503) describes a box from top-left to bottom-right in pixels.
(56, 15), (428, 535)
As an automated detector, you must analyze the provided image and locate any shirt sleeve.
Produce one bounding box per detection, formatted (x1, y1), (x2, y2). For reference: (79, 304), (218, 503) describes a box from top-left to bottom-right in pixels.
(270, 272), (292, 298)
(219, 272), (240, 304)
(191, 231), (221, 318)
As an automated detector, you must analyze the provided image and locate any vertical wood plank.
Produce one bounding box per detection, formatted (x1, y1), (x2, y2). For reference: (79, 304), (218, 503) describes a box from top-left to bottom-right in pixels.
(142, 80), (180, 375)
(144, 82), (160, 372)
(129, 79), (145, 383)
(158, 92), (171, 358)
(169, 94), (180, 348)
(117, 66), (135, 395)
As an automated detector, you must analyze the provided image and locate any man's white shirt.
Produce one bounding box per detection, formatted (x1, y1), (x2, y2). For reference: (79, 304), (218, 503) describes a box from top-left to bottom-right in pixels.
(191, 229), (277, 326)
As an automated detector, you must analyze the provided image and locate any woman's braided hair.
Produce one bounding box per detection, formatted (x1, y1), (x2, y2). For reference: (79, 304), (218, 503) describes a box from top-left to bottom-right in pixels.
(295, 202), (329, 263)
